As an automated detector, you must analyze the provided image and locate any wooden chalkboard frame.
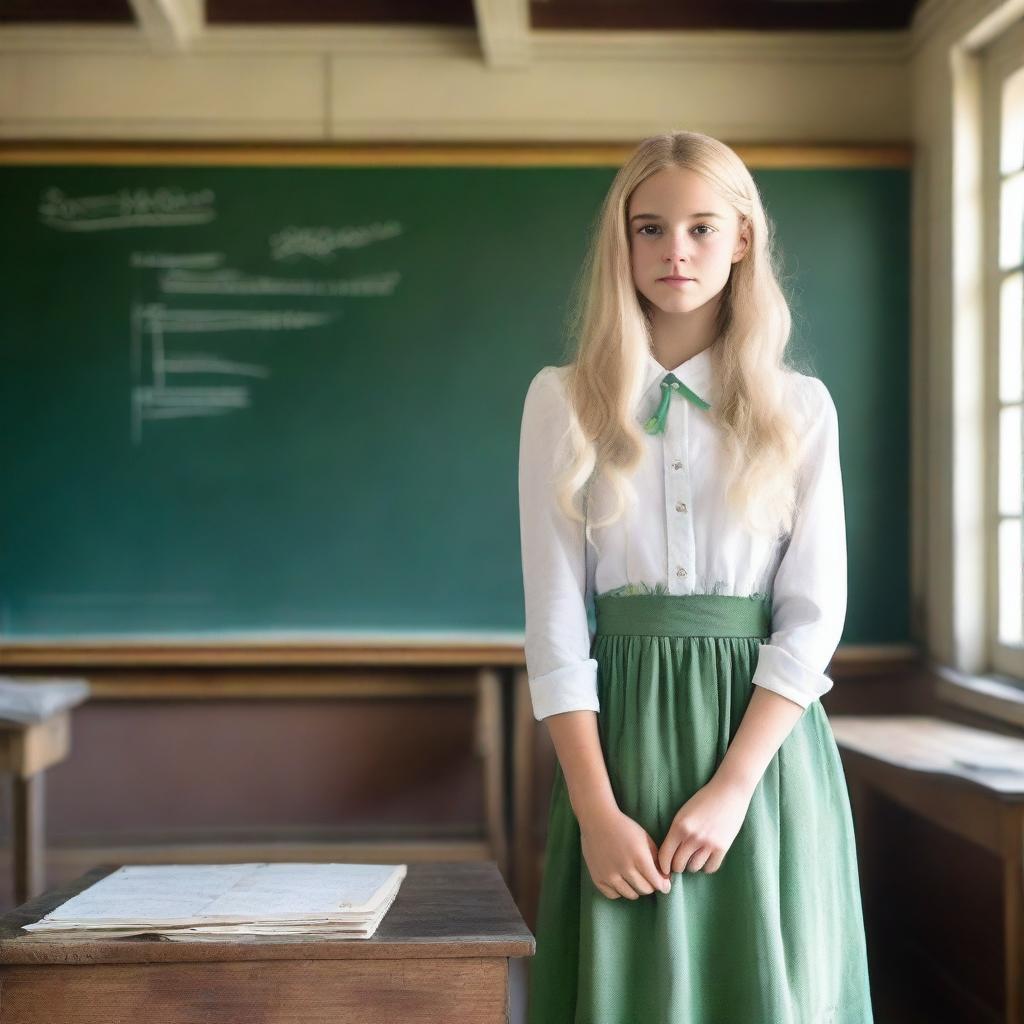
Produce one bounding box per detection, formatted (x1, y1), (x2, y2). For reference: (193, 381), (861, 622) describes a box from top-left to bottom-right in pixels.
(0, 142), (912, 168)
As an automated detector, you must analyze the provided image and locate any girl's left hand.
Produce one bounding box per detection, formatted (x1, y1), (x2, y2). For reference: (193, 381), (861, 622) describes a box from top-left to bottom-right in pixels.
(657, 774), (753, 875)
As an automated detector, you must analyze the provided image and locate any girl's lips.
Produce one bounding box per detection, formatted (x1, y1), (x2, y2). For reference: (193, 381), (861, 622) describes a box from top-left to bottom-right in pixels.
(658, 277), (696, 285)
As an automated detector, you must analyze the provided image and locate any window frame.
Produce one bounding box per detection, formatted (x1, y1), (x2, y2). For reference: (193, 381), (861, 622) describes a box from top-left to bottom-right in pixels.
(985, 18), (1024, 681)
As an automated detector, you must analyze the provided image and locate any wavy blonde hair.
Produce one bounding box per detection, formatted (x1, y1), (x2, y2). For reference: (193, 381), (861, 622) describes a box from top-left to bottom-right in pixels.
(554, 130), (809, 549)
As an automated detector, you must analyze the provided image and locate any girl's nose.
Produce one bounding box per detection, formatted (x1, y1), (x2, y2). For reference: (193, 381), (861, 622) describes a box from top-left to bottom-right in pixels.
(664, 235), (693, 262)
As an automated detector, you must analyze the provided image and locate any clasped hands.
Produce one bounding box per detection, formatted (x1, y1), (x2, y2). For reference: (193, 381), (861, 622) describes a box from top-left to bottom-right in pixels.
(579, 773), (754, 902)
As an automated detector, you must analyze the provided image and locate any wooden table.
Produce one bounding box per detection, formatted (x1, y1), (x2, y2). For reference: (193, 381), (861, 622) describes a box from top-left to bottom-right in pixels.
(832, 714), (1024, 1024)
(0, 860), (535, 1023)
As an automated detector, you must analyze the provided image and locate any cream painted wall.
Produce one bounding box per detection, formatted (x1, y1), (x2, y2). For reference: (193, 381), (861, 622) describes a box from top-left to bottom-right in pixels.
(0, 24), (911, 142)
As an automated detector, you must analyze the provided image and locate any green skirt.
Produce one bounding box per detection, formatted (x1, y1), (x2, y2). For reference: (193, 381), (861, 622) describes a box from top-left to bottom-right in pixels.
(526, 592), (873, 1024)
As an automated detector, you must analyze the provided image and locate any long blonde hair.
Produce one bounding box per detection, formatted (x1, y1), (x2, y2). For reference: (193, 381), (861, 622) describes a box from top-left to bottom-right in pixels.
(554, 130), (810, 549)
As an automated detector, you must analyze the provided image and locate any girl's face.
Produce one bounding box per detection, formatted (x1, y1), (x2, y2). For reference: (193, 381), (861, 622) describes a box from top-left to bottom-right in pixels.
(627, 166), (750, 316)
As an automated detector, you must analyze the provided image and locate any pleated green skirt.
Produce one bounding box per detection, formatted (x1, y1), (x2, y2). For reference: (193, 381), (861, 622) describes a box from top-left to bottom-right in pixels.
(526, 592), (874, 1024)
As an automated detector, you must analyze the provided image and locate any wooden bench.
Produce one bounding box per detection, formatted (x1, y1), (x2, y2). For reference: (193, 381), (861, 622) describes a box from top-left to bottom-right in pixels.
(832, 714), (1024, 1024)
(0, 648), (513, 886)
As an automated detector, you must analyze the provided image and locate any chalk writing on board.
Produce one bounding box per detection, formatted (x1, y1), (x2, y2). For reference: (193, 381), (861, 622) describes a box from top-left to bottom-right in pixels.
(129, 302), (333, 445)
(159, 268), (402, 297)
(269, 221), (403, 261)
(40, 187), (216, 231)
(133, 385), (249, 420)
(131, 251), (226, 270)
(35, 186), (404, 440)
(162, 353), (269, 377)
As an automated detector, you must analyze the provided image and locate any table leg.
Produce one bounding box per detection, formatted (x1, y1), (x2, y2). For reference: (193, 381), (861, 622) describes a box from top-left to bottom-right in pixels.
(12, 771), (46, 906)
(476, 669), (508, 879)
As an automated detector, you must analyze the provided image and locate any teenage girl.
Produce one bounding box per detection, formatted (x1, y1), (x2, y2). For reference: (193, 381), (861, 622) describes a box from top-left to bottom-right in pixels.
(518, 130), (873, 1023)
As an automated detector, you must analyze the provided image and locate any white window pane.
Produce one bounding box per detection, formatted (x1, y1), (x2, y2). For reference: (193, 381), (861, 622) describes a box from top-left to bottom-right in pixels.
(1001, 169), (1024, 271)
(998, 517), (1023, 645)
(1001, 404), (1023, 515)
(1001, 270), (1023, 403)
(1002, 65), (1024, 176)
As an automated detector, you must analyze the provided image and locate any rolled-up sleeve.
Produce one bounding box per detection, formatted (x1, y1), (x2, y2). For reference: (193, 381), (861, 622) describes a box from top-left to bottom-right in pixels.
(518, 366), (600, 721)
(751, 376), (847, 711)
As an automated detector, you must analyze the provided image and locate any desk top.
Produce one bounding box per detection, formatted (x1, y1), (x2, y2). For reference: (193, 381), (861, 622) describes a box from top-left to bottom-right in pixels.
(0, 861), (535, 966)
(831, 713), (1024, 797)
(0, 677), (90, 725)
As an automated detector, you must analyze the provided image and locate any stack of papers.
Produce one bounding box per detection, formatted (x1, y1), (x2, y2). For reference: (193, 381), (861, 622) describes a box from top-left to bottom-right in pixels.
(20, 862), (408, 942)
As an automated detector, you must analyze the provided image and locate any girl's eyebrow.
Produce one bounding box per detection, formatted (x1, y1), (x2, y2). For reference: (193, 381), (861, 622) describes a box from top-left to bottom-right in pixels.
(629, 212), (724, 222)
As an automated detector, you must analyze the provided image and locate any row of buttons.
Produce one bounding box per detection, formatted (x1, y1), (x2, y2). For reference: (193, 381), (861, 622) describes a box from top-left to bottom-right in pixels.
(669, 420), (690, 582)
(675, 469), (688, 575)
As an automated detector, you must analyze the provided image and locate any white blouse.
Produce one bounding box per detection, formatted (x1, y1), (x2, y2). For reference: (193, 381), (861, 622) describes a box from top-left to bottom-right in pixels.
(517, 344), (847, 722)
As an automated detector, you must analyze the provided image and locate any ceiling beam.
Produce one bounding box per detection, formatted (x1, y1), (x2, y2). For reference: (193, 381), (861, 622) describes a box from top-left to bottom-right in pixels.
(472, 0), (530, 67)
(128, 0), (204, 52)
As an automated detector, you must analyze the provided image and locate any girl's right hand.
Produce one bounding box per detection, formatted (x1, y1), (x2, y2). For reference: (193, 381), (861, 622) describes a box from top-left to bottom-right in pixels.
(579, 804), (672, 900)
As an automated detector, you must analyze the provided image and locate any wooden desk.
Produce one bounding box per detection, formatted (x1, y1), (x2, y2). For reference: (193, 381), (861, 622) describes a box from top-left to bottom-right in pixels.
(0, 859), (535, 1023)
(0, 678), (91, 905)
(832, 714), (1024, 1024)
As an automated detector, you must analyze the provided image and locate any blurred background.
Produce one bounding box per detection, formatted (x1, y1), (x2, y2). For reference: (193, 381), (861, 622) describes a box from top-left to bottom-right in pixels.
(0, 1), (1023, 1021)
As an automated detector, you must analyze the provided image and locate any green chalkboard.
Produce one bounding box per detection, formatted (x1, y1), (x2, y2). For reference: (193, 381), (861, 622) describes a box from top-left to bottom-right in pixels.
(0, 159), (909, 643)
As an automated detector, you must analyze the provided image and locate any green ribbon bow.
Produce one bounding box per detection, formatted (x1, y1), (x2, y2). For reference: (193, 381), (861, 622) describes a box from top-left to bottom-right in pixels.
(643, 372), (711, 434)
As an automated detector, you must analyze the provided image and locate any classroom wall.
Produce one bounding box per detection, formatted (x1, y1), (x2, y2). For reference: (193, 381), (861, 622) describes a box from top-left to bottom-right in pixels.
(8, 14), (1006, 645)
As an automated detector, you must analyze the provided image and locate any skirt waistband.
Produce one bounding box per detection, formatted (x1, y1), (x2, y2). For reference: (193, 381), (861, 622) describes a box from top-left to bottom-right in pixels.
(594, 592), (772, 639)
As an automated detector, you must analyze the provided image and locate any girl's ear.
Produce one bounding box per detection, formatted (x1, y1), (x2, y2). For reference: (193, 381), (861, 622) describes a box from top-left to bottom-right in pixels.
(733, 218), (752, 262)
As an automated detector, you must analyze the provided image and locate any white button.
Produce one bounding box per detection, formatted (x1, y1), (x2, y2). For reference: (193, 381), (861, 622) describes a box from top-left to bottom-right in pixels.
(672, 460), (682, 470)
(676, 501), (687, 513)
(676, 566), (687, 577)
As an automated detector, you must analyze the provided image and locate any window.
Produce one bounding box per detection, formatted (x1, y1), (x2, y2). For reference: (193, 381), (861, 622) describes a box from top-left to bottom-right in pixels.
(987, 20), (1024, 678)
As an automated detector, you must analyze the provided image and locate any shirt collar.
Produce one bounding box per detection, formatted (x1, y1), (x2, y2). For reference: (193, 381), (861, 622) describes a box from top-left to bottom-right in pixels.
(639, 343), (717, 410)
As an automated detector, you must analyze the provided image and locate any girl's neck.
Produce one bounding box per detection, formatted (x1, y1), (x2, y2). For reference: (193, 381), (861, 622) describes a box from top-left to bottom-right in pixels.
(648, 296), (721, 370)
